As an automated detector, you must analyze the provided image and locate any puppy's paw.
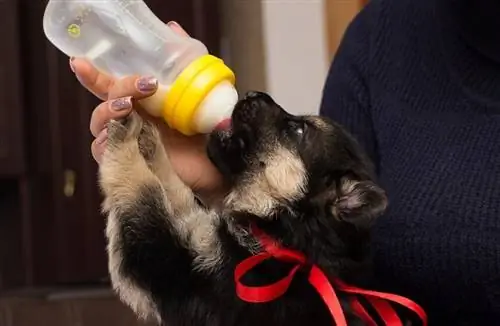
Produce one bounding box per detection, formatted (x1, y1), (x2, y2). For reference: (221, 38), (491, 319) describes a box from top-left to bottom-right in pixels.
(138, 120), (164, 164)
(106, 112), (144, 151)
(99, 112), (158, 210)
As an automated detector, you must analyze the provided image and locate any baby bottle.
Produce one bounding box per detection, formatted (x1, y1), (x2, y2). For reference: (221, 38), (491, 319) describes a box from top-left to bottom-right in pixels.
(43, 0), (238, 136)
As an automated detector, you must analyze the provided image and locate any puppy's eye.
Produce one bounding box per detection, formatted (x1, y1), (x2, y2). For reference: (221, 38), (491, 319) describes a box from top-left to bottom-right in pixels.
(236, 137), (246, 150)
(288, 120), (306, 139)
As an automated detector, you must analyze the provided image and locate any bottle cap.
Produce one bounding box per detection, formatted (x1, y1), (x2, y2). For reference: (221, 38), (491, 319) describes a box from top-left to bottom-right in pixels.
(163, 54), (236, 135)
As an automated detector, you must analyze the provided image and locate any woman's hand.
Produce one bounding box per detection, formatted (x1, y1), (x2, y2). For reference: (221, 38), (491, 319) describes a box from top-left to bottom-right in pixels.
(71, 21), (225, 197)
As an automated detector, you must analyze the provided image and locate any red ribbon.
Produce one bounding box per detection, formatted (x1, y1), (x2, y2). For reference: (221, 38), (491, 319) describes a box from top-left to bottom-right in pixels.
(234, 226), (428, 326)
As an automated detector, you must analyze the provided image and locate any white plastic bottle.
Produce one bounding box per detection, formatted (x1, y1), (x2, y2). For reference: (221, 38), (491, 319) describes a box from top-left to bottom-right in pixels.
(43, 0), (238, 136)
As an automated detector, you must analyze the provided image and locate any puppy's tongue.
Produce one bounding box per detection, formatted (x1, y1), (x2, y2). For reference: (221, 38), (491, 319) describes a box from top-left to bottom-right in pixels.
(215, 118), (232, 131)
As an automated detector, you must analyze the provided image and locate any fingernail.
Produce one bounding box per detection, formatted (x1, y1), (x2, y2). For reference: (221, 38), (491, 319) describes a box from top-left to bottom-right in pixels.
(167, 21), (180, 28)
(96, 128), (108, 144)
(111, 96), (133, 111)
(136, 76), (158, 93)
(69, 57), (75, 72)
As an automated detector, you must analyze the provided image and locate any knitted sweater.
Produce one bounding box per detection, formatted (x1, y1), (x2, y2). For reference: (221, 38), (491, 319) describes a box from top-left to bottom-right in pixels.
(319, 0), (500, 324)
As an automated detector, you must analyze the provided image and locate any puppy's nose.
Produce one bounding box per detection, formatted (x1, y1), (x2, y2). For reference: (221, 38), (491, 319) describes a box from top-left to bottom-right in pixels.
(243, 91), (276, 106)
(243, 91), (263, 100)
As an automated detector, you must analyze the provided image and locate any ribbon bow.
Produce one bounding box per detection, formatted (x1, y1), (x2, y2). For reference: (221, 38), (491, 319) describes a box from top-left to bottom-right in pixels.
(234, 226), (428, 326)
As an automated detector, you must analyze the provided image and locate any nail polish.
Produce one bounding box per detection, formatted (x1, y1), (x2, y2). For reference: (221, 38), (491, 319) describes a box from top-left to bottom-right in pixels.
(111, 96), (133, 111)
(136, 76), (158, 93)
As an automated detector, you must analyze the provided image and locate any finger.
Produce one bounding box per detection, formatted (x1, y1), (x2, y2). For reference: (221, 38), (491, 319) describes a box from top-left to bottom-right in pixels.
(91, 139), (105, 164)
(90, 97), (133, 137)
(167, 21), (190, 37)
(91, 129), (108, 163)
(107, 75), (158, 100)
(70, 58), (115, 100)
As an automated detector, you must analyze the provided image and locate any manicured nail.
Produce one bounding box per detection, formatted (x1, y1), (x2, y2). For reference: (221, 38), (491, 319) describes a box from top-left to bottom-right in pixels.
(96, 128), (108, 144)
(167, 21), (180, 29)
(136, 76), (158, 93)
(110, 96), (133, 111)
(69, 57), (75, 72)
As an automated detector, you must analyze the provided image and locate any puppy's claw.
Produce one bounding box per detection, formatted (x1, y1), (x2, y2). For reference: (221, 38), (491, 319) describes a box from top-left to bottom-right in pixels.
(138, 120), (163, 163)
(106, 112), (144, 149)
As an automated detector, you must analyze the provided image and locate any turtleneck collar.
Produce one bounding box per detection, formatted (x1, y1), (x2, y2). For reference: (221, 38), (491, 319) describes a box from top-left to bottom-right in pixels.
(451, 0), (500, 63)
(435, 0), (500, 105)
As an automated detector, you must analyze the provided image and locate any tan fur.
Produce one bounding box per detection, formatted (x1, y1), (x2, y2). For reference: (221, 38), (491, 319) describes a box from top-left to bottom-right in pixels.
(225, 146), (307, 216)
(307, 116), (331, 131)
(138, 122), (199, 216)
(100, 114), (224, 321)
(184, 210), (224, 272)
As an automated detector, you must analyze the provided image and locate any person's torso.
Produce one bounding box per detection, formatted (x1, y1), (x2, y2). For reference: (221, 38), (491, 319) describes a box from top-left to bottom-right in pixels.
(366, 0), (500, 323)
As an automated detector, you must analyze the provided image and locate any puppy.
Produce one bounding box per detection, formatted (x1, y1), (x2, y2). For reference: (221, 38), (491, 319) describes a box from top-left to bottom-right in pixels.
(98, 91), (390, 326)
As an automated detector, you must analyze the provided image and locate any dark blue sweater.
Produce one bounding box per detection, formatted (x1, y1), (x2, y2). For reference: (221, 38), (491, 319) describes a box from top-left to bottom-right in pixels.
(319, 0), (500, 324)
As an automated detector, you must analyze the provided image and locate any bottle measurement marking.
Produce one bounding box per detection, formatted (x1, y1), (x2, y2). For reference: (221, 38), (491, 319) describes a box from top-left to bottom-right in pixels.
(67, 24), (81, 38)
(67, 6), (91, 38)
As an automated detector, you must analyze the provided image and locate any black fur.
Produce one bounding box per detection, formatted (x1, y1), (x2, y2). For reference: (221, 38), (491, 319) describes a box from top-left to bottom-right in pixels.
(100, 91), (423, 326)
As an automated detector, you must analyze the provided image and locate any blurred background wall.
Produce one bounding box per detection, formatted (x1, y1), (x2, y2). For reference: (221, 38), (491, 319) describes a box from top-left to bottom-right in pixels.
(0, 0), (365, 325)
(221, 0), (329, 115)
(220, 0), (363, 115)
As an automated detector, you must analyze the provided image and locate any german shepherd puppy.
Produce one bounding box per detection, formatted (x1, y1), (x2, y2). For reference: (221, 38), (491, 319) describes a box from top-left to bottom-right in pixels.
(98, 91), (389, 325)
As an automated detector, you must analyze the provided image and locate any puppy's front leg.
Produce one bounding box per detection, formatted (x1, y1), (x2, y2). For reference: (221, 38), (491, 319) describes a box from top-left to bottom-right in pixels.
(137, 120), (224, 272)
(99, 113), (219, 323)
(137, 122), (200, 215)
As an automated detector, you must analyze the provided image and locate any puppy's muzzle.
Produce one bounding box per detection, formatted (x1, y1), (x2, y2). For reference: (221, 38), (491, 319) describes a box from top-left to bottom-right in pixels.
(232, 91), (277, 128)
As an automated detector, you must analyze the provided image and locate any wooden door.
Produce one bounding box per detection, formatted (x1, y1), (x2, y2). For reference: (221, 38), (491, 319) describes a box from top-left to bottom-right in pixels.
(17, 0), (107, 286)
(0, 0), (25, 176)
(324, 0), (367, 59)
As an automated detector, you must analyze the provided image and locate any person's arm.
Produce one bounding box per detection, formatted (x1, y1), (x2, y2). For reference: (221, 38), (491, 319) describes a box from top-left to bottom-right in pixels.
(319, 2), (379, 168)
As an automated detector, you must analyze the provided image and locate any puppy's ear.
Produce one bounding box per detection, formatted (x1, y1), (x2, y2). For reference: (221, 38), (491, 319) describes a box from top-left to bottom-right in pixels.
(330, 177), (388, 228)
